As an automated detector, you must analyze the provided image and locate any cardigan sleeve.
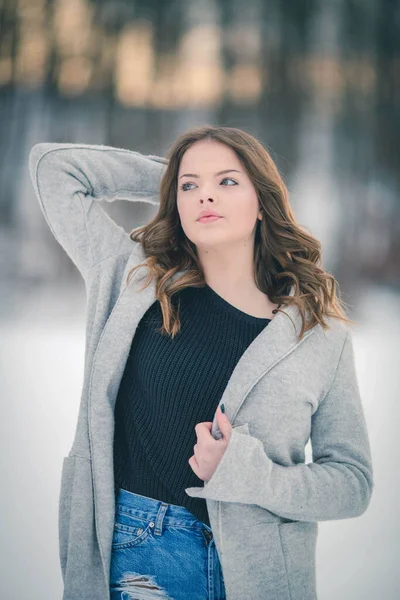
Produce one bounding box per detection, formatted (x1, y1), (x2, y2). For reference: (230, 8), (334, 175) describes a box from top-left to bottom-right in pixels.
(28, 143), (168, 278)
(185, 329), (374, 522)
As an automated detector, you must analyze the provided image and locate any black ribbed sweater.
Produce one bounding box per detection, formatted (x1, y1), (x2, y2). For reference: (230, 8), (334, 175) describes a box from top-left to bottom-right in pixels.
(113, 283), (271, 527)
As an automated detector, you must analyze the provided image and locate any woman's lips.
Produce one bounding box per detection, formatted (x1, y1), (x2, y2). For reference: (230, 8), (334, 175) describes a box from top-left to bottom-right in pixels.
(197, 216), (223, 223)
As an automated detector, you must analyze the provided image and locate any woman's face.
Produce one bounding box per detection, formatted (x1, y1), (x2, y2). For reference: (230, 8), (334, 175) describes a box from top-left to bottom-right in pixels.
(176, 139), (262, 253)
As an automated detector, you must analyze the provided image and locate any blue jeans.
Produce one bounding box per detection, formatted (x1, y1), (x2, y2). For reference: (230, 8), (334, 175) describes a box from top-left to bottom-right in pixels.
(110, 488), (226, 600)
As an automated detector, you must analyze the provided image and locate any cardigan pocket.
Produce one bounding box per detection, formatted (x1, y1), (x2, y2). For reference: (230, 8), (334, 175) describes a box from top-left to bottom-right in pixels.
(277, 521), (319, 600)
(222, 520), (292, 600)
(59, 456), (75, 579)
(58, 454), (95, 582)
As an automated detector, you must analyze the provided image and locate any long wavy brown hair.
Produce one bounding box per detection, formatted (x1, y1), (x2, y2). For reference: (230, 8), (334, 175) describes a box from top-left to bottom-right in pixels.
(126, 124), (353, 341)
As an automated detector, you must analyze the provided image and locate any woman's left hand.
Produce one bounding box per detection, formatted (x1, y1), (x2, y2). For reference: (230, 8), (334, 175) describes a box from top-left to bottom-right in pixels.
(188, 405), (232, 482)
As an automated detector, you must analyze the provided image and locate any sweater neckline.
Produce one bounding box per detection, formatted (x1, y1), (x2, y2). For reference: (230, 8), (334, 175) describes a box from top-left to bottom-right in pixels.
(202, 284), (272, 323)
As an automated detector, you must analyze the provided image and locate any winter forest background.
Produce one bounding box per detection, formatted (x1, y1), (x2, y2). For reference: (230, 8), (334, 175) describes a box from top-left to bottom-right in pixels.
(0, 1), (399, 599)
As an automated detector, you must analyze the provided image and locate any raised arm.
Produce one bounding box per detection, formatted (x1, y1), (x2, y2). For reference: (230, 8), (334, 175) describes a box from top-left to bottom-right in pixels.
(28, 143), (168, 278)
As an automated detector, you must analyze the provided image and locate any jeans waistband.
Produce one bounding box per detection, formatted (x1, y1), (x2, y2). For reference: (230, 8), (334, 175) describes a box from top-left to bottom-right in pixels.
(115, 488), (213, 534)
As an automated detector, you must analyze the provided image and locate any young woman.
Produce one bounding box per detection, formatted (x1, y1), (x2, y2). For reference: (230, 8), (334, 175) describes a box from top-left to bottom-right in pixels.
(29, 125), (374, 600)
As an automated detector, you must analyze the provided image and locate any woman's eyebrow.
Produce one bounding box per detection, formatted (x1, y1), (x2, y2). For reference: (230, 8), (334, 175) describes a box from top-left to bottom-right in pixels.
(179, 169), (241, 179)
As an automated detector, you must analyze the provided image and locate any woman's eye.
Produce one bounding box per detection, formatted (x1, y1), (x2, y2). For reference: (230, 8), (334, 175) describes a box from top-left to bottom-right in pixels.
(180, 182), (195, 191)
(180, 177), (237, 191)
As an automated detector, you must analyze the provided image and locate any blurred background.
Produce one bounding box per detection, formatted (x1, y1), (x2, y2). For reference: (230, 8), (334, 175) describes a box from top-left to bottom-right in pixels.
(0, 1), (399, 598)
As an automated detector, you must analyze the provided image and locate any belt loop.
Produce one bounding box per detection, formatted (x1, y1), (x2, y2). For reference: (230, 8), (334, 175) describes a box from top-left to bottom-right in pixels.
(153, 502), (168, 536)
(202, 526), (213, 546)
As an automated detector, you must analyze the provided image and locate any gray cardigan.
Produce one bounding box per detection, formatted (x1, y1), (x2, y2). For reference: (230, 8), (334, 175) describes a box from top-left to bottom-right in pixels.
(28, 142), (374, 600)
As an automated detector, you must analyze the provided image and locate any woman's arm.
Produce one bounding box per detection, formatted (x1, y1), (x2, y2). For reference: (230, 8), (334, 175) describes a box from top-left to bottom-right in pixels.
(185, 329), (374, 523)
(28, 143), (168, 278)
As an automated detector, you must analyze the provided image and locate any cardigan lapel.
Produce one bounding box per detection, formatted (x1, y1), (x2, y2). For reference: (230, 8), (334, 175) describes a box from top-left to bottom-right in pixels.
(88, 251), (161, 581)
(88, 247), (314, 580)
(207, 283), (315, 439)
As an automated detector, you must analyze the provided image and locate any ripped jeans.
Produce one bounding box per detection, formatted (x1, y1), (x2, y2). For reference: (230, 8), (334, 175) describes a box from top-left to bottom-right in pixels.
(110, 488), (226, 600)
